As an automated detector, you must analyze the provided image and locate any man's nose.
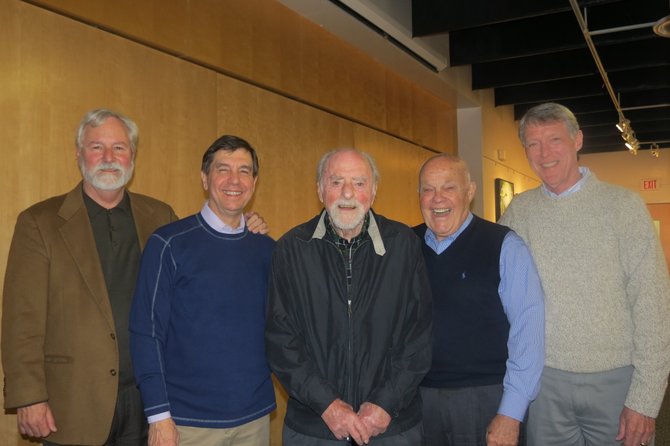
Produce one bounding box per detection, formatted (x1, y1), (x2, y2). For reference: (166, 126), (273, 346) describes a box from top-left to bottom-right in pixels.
(102, 147), (114, 162)
(342, 182), (354, 198)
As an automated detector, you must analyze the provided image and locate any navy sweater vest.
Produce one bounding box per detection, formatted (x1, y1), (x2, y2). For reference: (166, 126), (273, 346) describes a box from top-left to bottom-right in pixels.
(415, 216), (511, 388)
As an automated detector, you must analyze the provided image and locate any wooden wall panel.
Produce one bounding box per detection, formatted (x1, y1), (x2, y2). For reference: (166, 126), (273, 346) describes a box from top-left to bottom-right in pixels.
(648, 203), (670, 272)
(32, 0), (458, 151)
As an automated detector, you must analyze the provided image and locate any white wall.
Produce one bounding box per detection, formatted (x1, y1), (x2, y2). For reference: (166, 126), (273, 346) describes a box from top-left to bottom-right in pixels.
(580, 148), (670, 204)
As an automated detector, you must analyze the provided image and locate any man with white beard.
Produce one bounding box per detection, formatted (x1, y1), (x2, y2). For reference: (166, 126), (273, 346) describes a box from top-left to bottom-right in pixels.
(266, 148), (433, 445)
(1, 109), (179, 446)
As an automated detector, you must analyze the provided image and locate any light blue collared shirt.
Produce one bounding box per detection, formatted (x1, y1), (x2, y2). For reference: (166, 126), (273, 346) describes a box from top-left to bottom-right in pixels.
(424, 213), (545, 421)
(200, 202), (246, 234)
(541, 166), (591, 198)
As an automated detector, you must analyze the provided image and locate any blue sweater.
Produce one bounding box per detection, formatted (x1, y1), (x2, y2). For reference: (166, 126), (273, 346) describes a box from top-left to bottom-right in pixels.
(129, 214), (276, 427)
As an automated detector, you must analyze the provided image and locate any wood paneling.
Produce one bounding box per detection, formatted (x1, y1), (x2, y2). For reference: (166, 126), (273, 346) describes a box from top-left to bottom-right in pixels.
(31, 0), (458, 151)
(648, 203), (670, 272)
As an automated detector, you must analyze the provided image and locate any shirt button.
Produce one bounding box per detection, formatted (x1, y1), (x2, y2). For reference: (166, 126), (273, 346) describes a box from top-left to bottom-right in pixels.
(110, 369), (117, 376)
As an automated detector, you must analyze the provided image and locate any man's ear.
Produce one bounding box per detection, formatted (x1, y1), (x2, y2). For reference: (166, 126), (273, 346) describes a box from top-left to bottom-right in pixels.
(316, 183), (324, 204)
(200, 171), (209, 191)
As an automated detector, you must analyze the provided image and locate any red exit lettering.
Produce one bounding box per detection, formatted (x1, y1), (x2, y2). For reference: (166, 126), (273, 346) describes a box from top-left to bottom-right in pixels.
(642, 179), (657, 190)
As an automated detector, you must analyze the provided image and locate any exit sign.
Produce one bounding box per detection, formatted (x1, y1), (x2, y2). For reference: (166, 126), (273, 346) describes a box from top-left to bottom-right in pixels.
(642, 179), (658, 190)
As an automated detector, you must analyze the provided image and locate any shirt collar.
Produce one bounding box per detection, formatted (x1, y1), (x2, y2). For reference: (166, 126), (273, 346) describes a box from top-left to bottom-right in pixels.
(200, 202), (245, 234)
(312, 210), (386, 256)
(424, 212), (473, 254)
(83, 188), (132, 216)
(541, 166), (591, 198)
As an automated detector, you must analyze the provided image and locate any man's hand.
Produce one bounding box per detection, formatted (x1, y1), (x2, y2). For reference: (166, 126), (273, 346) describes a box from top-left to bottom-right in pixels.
(245, 212), (269, 234)
(322, 399), (370, 445)
(486, 414), (520, 446)
(358, 402), (391, 437)
(616, 406), (655, 446)
(149, 418), (179, 446)
(17, 401), (57, 438)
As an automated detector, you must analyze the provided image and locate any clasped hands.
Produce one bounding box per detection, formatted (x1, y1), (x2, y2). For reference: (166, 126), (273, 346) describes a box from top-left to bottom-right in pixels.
(322, 399), (391, 445)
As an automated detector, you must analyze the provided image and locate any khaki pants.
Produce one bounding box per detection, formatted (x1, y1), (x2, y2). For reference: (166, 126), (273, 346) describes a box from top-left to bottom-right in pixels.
(176, 414), (270, 446)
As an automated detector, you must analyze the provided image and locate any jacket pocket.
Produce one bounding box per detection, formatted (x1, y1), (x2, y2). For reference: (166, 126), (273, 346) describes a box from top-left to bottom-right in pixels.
(44, 355), (73, 364)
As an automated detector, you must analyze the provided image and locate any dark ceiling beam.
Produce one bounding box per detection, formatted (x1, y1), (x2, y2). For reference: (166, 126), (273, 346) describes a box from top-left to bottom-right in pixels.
(472, 49), (595, 89)
(574, 110), (620, 127)
(582, 0), (668, 29)
(584, 133), (629, 148)
(514, 96), (615, 120)
(495, 75), (606, 106)
(620, 88), (670, 108)
(449, 12), (585, 66)
(598, 39), (670, 71)
(584, 123), (621, 137)
(472, 39), (670, 89)
(636, 130), (670, 143)
(411, 0), (610, 35)
(610, 66), (670, 91)
(626, 107), (670, 123)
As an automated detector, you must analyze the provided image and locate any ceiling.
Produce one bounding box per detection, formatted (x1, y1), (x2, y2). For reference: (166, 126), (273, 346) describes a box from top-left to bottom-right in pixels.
(411, 0), (670, 154)
(281, 0), (669, 155)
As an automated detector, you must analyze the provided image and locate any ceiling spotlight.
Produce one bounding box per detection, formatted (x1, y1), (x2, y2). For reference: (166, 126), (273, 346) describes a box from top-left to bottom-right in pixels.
(616, 117), (630, 133)
(653, 15), (670, 38)
(626, 138), (639, 155)
(650, 143), (660, 158)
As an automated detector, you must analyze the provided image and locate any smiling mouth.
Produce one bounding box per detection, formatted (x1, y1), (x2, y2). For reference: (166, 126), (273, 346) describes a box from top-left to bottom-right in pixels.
(433, 208), (452, 215)
(540, 161), (559, 168)
(224, 191), (242, 196)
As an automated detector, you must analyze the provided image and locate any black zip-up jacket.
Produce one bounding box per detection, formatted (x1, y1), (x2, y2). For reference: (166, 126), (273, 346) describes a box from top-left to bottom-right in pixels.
(265, 210), (433, 440)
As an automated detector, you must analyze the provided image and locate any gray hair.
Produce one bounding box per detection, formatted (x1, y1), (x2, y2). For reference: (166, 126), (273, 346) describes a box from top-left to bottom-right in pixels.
(316, 148), (380, 186)
(76, 108), (139, 152)
(518, 102), (580, 146)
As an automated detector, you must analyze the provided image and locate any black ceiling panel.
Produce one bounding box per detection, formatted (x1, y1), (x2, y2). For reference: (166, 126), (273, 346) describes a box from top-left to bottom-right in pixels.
(411, 0), (670, 154)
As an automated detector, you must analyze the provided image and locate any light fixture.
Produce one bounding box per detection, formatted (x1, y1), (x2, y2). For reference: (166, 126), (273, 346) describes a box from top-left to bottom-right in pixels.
(616, 117), (630, 133)
(650, 143), (660, 158)
(653, 15), (670, 38)
(616, 113), (640, 154)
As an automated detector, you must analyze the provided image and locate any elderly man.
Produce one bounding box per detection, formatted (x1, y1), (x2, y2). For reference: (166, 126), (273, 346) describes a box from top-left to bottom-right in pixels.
(1, 109), (178, 445)
(414, 154), (544, 446)
(265, 148), (432, 445)
(499, 102), (670, 446)
(130, 135), (275, 446)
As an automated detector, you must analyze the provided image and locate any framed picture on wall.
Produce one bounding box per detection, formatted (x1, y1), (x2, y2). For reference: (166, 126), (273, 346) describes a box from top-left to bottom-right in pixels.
(495, 178), (514, 221)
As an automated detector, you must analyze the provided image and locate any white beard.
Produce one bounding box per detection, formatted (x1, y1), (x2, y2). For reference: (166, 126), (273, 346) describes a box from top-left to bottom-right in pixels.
(80, 161), (134, 191)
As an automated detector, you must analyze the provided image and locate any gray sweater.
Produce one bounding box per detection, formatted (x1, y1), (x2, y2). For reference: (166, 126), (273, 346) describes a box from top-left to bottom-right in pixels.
(499, 173), (670, 417)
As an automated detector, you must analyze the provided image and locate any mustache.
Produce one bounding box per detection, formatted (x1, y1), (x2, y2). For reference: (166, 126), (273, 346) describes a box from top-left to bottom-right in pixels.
(333, 199), (361, 208)
(92, 162), (124, 174)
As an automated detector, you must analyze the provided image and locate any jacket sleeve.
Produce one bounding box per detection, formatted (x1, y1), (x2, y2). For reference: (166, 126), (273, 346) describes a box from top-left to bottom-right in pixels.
(129, 233), (175, 418)
(264, 245), (341, 417)
(367, 239), (433, 417)
(1, 210), (50, 408)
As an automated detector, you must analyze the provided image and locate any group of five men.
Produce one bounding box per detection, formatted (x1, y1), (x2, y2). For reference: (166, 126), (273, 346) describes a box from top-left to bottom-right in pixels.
(2, 102), (669, 446)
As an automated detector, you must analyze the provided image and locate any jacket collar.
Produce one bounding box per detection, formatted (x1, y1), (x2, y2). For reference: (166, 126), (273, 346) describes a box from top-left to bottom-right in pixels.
(312, 210), (386, 256)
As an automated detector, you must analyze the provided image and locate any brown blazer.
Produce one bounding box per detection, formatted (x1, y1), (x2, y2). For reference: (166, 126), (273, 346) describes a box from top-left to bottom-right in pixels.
(1, 183), (177, 445)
